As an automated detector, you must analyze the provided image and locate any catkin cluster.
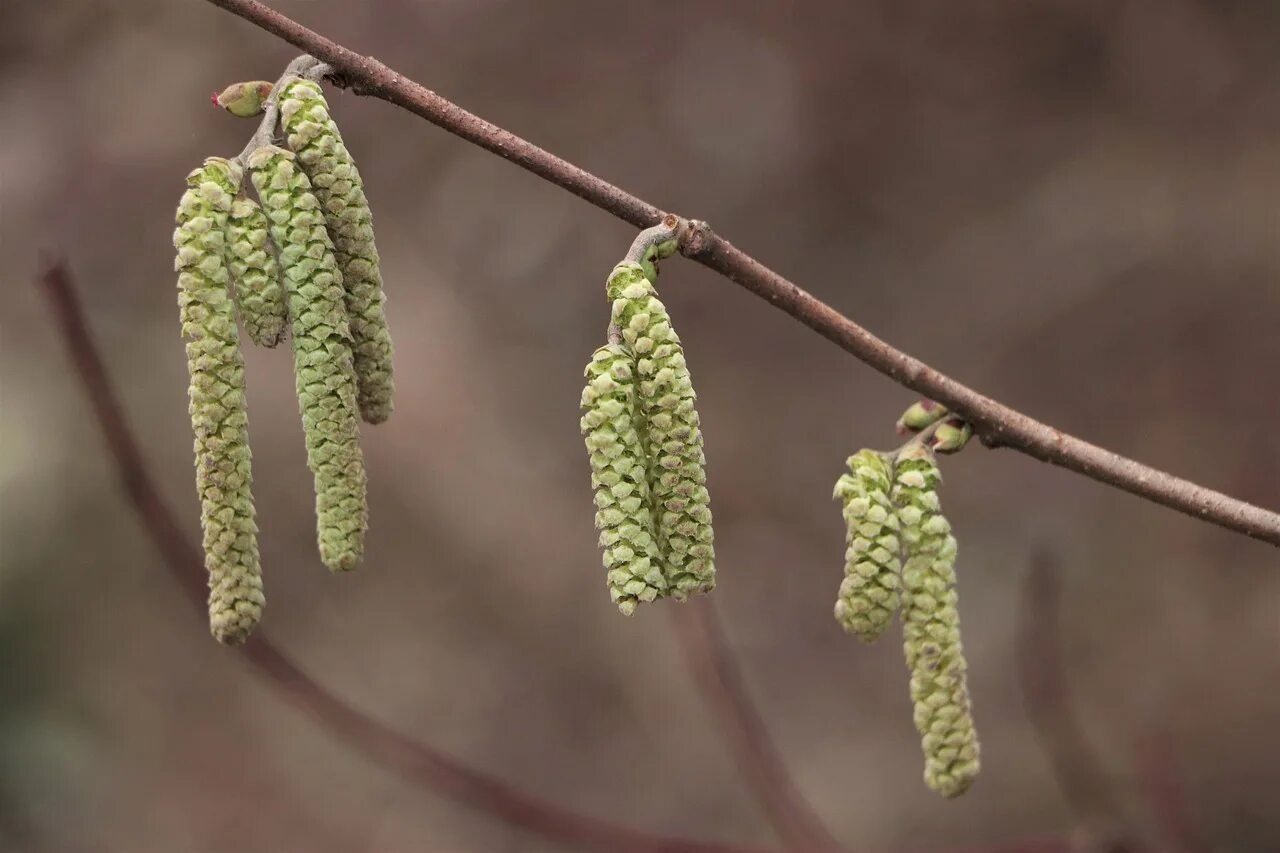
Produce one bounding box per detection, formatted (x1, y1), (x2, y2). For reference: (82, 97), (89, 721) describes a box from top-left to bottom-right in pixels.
(279, 78), (395, 424)
(174, 157), (264, 644)
(832, 440), (980, 797)
(173, 70), (397, 639)
(580, 230), (715, 613)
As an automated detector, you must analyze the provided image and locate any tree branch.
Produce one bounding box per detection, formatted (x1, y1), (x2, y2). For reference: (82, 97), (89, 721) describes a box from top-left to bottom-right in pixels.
(37, 256), (763, 853)
(671, 599), (843, 852)
(203, 0), (1280, 548)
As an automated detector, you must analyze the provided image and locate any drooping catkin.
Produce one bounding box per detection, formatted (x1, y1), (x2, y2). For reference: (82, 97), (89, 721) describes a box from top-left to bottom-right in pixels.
(581, 344), (667, 613)
(247, 144), (368, 572)
(832, 449), (902, 642)
(173, 156), (264, 644)
(894, 443), (980, 798)
(278, 78), (395, 424)
(227, 197), (287, 347)
(607, 261), (715, 599)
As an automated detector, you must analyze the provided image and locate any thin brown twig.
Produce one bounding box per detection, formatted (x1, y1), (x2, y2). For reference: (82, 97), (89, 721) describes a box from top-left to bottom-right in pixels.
(202, 0), (1280, 547)
(670, 599), (843, 852)
(37, 256), (764, 853)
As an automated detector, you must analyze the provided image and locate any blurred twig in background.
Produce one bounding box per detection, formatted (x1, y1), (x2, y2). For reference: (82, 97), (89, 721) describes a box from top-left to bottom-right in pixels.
(671, 599), (843, 851)
(37, 256), (764, 853)
(200, 0), (1280, 548)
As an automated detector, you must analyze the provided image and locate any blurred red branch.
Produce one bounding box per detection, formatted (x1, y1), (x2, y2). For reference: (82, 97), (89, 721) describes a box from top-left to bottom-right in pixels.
(672, 599), (843, 851)
(37, 256), (763, 853)
(200, 0), (1280, 548)
(1018, 551), (1133, 850)
(1133, 733), (1208, 853)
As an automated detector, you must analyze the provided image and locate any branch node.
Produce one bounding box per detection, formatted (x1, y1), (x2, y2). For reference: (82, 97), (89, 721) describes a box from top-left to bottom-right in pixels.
(678, 219), (716, 260)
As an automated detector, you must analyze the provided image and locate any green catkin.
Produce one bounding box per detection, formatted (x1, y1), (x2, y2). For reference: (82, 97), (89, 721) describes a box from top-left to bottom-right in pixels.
(227, 197), (287, 347)
(832, 449), (902, 641)
(607, 261), (715, 599)
(174, 156), (265, 644)
(580, 344), (667, 613)
(278, 78), (395, 424)
(894, 443), (980, 798)
(247, 145), (368, 572)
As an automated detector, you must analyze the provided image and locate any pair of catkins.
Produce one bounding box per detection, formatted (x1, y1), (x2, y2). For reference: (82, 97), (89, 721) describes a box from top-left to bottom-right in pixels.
(174, 76), (393, 644)
(579, 219), (716, 614)
(833, 402), (979, 798)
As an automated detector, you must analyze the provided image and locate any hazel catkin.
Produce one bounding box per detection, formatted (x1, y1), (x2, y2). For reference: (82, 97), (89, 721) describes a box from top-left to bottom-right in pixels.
(173, 156), (265, 644)
(606, 261), (715, 599)
(247, 144), (368, 573)
(894, 443), (980, 798)
(279, 78), (395, 424)
(832, 449), (902, 642)
(227, 196), (287, 347)
(581, 344), (667, 613)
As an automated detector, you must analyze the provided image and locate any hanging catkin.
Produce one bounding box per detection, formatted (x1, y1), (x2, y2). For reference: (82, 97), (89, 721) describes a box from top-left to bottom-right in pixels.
(832, 449), (902, 641)
(606, 261), (714, 599)
(247, 144), (368, 572)
(894, 443), (980, 798)
(173, 156), (265, 643)
(227, 197), (287, 347)
(581, 343), (667, 613)
(278, 78), (395, 424)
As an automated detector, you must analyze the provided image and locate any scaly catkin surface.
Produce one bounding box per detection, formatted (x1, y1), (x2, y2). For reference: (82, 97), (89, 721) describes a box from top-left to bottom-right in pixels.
(248, 144), (368, 572)
(607, 262), (714, 599)
(227, 196), (287, 347)
(832, 449), (902, 641)
(894, 443), (980, 798)
(174, 156), (264, 643)
(279, 78), (394, 424)
(581, 344), (666, 614)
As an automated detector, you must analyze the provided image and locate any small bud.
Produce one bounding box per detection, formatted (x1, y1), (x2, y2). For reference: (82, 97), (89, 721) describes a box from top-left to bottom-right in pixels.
(930, 417), (973, 455)
(213, 81), (274, 118)
(896, 399), (948, 435)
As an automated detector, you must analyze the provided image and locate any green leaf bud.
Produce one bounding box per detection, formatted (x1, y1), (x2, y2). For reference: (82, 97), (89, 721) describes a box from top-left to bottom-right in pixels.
(279, 78), (394, 424)
(581, 344), (667, 613)
(832, 449), (902, 641)
(930, 417), (973, 455)
(213, 81), (273, 118)
(607, 262), (714, 599)
(174, 157), (264, 643)
(893, 443), (980, 798)
(227, 197), (287, 347)
(896, 399), (948, 435)
(247, 145), (368, 572)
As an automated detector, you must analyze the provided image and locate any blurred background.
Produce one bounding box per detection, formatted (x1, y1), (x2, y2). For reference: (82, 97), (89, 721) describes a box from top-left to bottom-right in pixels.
(2, 1), (1279, 850)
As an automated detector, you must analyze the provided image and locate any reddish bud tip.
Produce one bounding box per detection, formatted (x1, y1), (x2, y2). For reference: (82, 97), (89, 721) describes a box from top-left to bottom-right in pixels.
(211, 92), (221, 106)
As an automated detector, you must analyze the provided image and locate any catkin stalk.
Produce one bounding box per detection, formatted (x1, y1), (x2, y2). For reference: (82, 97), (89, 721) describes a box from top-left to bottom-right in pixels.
(607, 262), (714, 598)
(581, 344), (667, 613)
(279, 78), (395, 424)
(227, 197), (287, 347)
(247, 145), (368, 572)
(894, 443), (980, 798)
(173, 156), (264, 643)
(832, 449), (902, 641)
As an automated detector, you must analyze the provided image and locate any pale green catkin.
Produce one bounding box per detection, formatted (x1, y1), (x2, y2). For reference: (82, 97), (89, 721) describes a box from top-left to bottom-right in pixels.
(279, 78), (394, 424)
(174, 156), (264, 644)
(894, 443), (980, 798)
(227, 197), (287, 347)
(581, 344), (667, 613)
(832, 449), (902, 642)
(247, 145), (368, 572)
(607, 261), (715, 598)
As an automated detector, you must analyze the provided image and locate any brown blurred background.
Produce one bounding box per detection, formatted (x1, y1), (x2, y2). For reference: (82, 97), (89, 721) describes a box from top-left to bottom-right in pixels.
(2, 1), (1279, 851)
